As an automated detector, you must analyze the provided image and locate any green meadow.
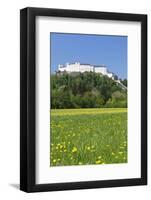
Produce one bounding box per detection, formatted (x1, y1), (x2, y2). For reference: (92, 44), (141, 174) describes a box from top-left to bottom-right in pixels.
(50, 108), (127, 166)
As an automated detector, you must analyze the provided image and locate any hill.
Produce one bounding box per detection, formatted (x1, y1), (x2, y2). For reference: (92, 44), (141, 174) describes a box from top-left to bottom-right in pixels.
(51, 72), (127, 109)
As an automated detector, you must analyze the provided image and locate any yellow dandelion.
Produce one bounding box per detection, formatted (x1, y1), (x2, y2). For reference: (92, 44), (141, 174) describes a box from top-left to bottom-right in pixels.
(72, 147), (77, 153)
(95, 160), (101, 164)
(87, 146), (91, 150)
(53, 159), (56, 163)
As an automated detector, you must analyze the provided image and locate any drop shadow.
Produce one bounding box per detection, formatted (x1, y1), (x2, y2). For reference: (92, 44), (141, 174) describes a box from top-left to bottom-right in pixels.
(9, 183), (20, 190)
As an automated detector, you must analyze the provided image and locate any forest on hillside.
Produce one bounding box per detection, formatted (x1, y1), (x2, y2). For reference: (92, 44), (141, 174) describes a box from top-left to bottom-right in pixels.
(51, 72), (127, 109)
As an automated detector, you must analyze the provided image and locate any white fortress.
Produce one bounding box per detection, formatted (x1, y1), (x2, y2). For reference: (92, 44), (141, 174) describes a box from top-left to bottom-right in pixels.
(58, 62), (114, 78)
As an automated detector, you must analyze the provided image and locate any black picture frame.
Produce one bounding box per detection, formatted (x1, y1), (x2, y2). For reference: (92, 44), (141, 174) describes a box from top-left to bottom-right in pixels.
(20, 7), (147, 192)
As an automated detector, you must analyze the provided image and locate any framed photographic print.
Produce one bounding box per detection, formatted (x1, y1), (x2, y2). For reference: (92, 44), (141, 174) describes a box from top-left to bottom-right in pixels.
(20, 7), (147, 192)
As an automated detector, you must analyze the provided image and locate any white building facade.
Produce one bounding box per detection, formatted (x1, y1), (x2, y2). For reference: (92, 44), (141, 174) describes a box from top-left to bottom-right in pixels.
(58, 62), (113, 78)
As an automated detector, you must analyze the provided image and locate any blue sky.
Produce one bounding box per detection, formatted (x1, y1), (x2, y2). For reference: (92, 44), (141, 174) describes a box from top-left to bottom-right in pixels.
(50, 33), (127, 79)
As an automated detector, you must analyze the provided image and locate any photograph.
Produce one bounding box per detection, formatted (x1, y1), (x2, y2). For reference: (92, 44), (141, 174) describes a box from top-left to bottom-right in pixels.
(50, 32), (128, 167)
(20, 7), (147, 192)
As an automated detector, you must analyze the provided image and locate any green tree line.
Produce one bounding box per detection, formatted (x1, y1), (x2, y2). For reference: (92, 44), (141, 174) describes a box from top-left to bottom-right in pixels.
(51, 72), (127, 109)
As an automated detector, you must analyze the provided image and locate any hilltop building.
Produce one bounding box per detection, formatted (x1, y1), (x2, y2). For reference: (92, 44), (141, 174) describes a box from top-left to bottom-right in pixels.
(58, 62), (114, 78)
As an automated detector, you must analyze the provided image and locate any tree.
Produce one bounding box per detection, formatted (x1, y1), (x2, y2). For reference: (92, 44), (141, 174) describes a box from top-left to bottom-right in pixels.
(113, 74), (118, 80)
(51, 72), (127, 109)
(121, 79), (127, 87)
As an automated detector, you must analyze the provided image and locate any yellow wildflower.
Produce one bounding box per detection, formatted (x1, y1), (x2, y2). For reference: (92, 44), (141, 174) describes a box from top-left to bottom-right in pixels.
(87, 146), (91, 150)
(96, 160), (101, 164)
(72, 147), (77, 153)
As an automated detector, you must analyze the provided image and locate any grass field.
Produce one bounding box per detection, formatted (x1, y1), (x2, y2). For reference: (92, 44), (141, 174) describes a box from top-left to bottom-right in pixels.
(50, 108), (127, 166)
